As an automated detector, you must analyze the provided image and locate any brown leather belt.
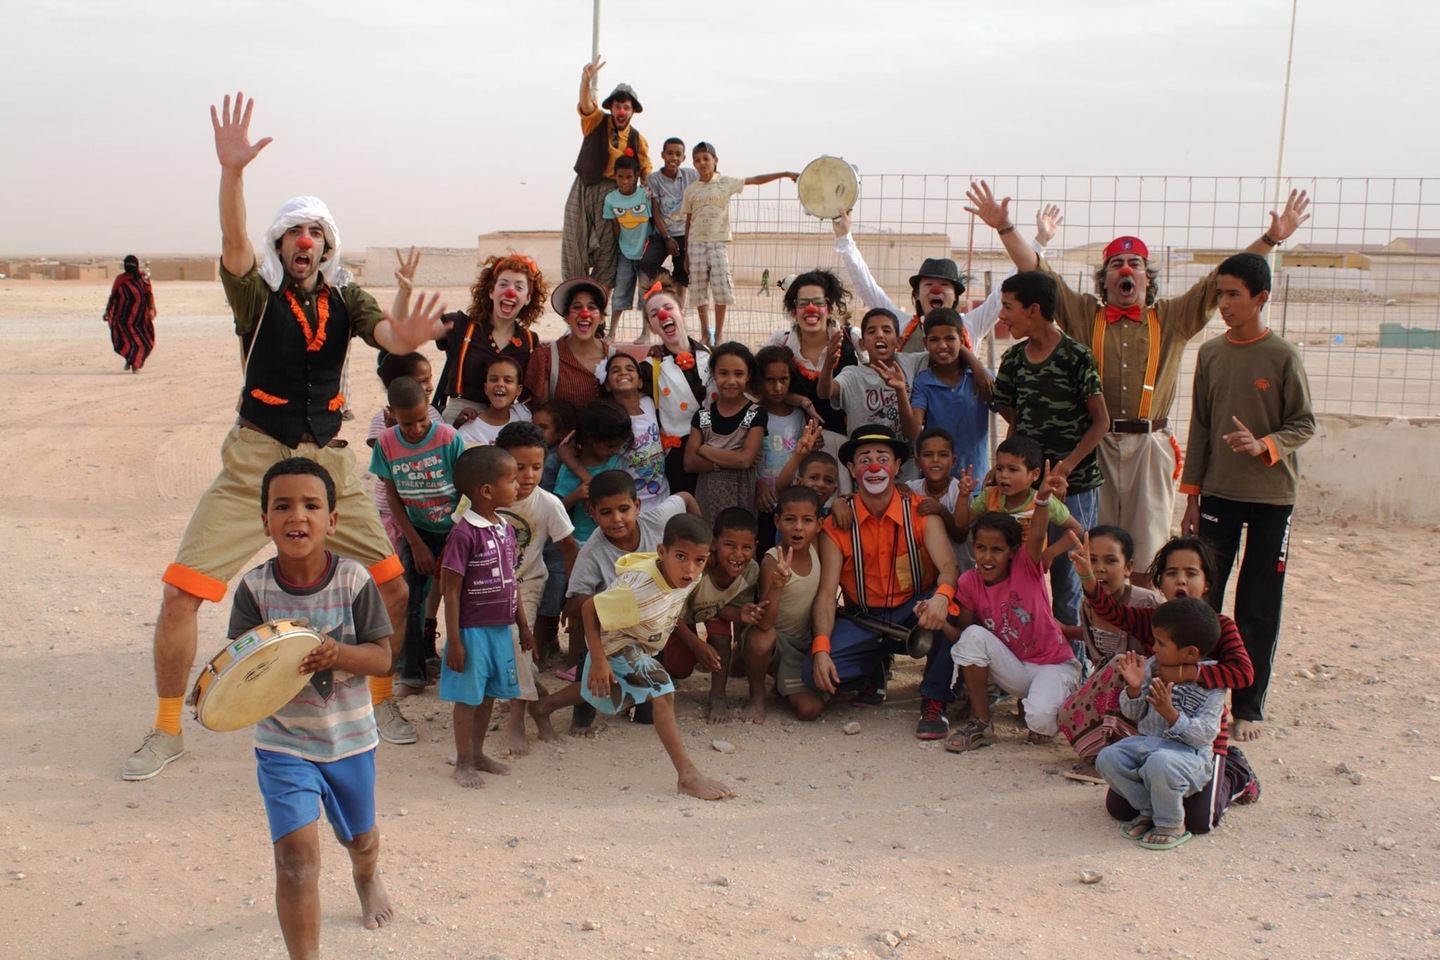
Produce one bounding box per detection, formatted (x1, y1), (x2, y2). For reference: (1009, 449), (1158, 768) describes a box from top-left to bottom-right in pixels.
(1110, 418), (1168, 434)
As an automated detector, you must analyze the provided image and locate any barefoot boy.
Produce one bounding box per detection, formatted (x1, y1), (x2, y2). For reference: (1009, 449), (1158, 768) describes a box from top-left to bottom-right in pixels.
(229, 458), (395, 956)
(570, 513), (734, 799)
(439, 446), (530, 788)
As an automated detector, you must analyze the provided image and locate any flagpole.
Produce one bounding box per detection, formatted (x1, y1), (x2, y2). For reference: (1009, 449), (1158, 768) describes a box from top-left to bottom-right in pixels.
(1271, 0), (1299, 264)
(591, 0), (602, 98)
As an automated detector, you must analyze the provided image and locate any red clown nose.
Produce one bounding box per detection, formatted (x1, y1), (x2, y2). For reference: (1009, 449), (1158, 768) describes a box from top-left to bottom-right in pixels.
(803, 306), (819, 317)
(578, 310), (591, 320)
(1116, 265), (1135, 278)
(656, 308), (670, 321)
(296, 236), (315, 251)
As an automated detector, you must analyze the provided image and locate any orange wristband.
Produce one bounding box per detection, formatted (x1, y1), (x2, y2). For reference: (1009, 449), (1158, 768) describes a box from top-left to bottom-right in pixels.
(810, 634), (832, 655)
(935, 583), (956, 602)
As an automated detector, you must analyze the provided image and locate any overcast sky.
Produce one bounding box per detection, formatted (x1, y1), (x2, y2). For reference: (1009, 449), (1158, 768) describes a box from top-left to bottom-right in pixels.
(3, 0), (1437, 256)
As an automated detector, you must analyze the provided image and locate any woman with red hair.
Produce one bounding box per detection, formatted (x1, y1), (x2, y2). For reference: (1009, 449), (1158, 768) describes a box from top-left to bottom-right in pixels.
(436, 254), (548, 424)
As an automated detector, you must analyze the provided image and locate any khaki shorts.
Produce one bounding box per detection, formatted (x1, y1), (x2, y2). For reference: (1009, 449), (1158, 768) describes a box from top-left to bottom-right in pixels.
(1095, 431), (1177, 576)
(508, 576), (547, 701)
(164, 425), (402, 602)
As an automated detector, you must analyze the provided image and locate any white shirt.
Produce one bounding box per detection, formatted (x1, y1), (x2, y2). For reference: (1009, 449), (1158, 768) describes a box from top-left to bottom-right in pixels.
(455, 402), (532, 446)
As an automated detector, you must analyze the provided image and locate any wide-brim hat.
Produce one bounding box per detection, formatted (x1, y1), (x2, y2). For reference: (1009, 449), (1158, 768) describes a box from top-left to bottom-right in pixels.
(908, 257), (967, 294)
(550, 277), (610, 315)
(838, 424), (911, 466)
(602, 83), (642, 113)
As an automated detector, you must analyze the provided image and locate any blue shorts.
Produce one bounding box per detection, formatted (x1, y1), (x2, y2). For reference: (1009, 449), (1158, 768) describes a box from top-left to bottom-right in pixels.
(580, 644), (675, 715)
(440, 624), (520, 705)
(255, 747), (376, 844)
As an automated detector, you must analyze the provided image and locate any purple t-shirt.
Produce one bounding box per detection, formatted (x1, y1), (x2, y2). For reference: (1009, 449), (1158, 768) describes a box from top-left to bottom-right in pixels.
(441, 512), (519, 627)
(956, 550), (1072, 665)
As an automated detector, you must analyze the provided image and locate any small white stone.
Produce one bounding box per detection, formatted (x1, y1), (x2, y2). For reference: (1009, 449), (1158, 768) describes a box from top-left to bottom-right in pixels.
(580, 919), (601, 931)
(1079, 869), (1103, 885)
(841, 721), (861, 736)
(711, 739), (736, 754)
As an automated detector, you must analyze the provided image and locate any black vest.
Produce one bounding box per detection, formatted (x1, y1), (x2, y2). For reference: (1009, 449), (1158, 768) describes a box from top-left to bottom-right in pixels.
(573, 117), (642, 186)
(238, 283), (352, 447)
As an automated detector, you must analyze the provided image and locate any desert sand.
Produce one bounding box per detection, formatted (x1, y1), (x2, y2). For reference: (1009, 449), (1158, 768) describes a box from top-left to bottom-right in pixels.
(1, 279), (1437, 960)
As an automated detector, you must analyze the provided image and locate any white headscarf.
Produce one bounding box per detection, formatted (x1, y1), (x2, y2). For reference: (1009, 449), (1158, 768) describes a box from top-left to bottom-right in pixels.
(257, 196), (344, 292)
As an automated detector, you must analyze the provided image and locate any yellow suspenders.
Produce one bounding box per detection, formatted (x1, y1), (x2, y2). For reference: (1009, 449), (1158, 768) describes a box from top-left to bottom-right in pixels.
(1093, 307), (1161, 420)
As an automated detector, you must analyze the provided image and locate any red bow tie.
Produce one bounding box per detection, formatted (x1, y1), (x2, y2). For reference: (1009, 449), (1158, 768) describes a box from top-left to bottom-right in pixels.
(1105, 303), (1143, 323)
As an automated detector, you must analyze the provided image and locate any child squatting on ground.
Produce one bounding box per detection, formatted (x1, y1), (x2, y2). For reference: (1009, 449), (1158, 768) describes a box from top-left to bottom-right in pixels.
(230, 458), (395, 956)
(1095, 597), (1228, 851)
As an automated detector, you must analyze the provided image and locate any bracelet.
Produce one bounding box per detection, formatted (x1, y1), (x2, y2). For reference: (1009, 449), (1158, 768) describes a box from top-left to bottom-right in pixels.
(935, 583), (956, 602)
(997, 223), (1016, 236)
(1033, 497), (1051, 507)
(1261, 232), (1281, 247)
(811, 634), (832, 655)
(1079, 572), (1096, 581)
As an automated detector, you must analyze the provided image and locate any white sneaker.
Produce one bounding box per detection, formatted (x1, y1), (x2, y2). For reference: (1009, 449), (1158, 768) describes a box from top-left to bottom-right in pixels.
(121, 729), (185, 781)
(374, 698), (417, 744)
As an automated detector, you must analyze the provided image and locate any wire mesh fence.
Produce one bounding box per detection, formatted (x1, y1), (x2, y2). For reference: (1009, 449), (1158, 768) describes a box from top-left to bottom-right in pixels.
(685, 174), (1440, 439)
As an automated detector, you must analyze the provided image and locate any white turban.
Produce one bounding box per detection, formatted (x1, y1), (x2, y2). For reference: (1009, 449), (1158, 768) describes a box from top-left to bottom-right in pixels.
(257, 196), (346, 292)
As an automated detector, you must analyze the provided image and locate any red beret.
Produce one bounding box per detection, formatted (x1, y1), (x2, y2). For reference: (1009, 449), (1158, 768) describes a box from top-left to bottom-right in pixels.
(1103, 236), (1149, 262)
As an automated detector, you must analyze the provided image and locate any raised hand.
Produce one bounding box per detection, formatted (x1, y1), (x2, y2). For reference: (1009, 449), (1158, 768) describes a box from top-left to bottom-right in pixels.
(1267, 189), (1311, 242)
(1035, 203), (1065, 246)
(210, 92), (272, 172)
(1223, 416), (1266, 457)
(1068, 531), (1096, 593)
(1117, 650), (1145, 693)
(771, 546), (794, 586)
(394, 246), (420, 292)
(1038, 459), (1067, 501)
(1146, 676), (1179, 724)
(795, 420), (823, 454)
(955, 466), (977, 500)
(963, 180), (1011, 231)
(384, 290), (449, 355)
(581, 57), (606, 84)
(873, 359), (908, 394)
(831, 209), (853, 238)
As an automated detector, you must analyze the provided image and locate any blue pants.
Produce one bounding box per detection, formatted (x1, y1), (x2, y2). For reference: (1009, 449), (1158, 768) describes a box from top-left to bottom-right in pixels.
(1095, 735), (1213, 830)
(1049, 486), (1098, 628)
(801, 589), (954, 700)
(538, 540), (567, 618)
(398, 527), (449, 687)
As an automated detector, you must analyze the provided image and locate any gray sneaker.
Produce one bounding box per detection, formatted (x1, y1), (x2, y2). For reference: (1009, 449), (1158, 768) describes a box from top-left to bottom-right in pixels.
(374, 698), (417, 744)
(121, 729), (185, 781)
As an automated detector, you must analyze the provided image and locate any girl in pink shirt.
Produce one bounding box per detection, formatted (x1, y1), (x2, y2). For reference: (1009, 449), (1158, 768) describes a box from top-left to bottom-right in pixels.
(945, 462), (1081, 752)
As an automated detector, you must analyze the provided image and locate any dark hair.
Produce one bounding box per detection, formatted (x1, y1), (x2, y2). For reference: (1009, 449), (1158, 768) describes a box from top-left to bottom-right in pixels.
(576, 401), (634, 456)
(614, 155), (641, 174)
(482, 355), (524, 382)
(922, 307), (963, 334)
(262, 457), (336, 511)
(799, 451), (839, 475)
(692, 141), (718, 158)
(782, 268), (851, 323)
(859, 307), (899, 336)
(915, 426), (955, 454)
(970, 510), (1023, 549)
(710, 341), (757, 383)
(1217, 252), (1272, 295)
(1087, 524), (1135, 562)
(1001, 271), (1059, 321)
(777, 485), (823, 514)
(713, 507), (758, 539)
(587, 468), (638, 505)
(754, 344), (794, 377)
(1151, 597), (1221, 656)
(1147, 536), (1218, 592)
(387, 375), (427, 409)
(376, 351), (431, 388)
(494, 421), (548, 453)
(533, 398), (577, 436)
(995, 435), (1044, 472)
(454, 445), (514, 495)
(601, 352), (642, 395)
(663, 513), (712, 547)
(662, 137), (685, 151)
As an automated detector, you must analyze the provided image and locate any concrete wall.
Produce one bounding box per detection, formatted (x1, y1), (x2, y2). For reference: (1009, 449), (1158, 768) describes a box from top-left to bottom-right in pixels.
(147, 259), (218, 282)
(1300, 414), (1440, 523)
(363, 246), (482, 287)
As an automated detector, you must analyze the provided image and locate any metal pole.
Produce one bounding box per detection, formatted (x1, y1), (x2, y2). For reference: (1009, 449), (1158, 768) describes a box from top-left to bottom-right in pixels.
(1271, 0), (1299, 265)
(591, 0), (602, 98)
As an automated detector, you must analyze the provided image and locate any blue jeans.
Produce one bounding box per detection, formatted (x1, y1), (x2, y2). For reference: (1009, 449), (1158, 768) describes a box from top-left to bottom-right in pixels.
(1049, 486), (1098, 628)
(613, 256), (642, 312)
(801, 589), (954, 700)
(1095, 736), (1213, 830)
(397, 527), (449, 687)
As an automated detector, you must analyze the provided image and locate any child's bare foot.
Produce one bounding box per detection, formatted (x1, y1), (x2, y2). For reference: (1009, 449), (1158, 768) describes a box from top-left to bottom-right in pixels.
(1025, 731), (1054, 745)
(678, 768), (734, 801)
(529, 702), (558, 742)
(707, 696), (732, 724)
(568, 721), (601, 738)
(476, 753), (510, 775)
(739, 696), (766, 724)
(454, 761), (483, 789)
(505, 713), (530, 757)
(356, 873), (393, 929)
(1232, 719), (1263, 742)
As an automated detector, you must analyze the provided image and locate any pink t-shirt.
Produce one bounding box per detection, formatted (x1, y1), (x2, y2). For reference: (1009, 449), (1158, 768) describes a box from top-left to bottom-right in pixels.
(956, 550), (1072, 665)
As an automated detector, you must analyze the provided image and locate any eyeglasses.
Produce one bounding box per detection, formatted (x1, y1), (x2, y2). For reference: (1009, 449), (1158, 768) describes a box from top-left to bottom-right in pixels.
(795, 297), (828, 308)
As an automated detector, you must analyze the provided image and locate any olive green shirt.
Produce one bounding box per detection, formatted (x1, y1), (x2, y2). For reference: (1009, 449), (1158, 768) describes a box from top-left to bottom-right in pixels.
(220, 261), (384, 347)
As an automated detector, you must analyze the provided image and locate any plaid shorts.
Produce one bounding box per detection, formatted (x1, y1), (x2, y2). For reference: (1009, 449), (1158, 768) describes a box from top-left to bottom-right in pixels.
(687, 240), (735, 307)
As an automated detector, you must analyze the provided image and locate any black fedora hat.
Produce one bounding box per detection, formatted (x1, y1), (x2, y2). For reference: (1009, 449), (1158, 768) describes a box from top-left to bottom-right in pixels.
(838, 424), (911, 466)
(908, 257), (967, 295)
(602, 83), (643, 113)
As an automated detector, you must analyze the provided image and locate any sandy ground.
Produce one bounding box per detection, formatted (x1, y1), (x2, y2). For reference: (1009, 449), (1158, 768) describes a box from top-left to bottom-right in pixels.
(2, 279), (1438, 960)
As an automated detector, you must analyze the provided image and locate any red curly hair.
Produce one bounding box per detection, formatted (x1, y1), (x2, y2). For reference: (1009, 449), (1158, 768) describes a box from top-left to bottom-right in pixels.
(467, 254), (548, 330)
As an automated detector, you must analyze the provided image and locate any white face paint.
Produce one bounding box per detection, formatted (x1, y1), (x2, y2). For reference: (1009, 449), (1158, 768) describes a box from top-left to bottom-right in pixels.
(861, 469), (891, 494)
(851, 446), (898, 495)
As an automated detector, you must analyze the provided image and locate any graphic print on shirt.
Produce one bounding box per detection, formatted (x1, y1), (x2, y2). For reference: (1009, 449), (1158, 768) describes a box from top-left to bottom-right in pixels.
(495, 508), (534, 575)
(864, 386), (900, 434)
(609, 197), (650, 233)
(982, 589), (1036, 657)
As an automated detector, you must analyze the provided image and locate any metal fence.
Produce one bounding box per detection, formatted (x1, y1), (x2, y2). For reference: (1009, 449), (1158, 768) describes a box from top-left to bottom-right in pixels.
(686, 174), (1440, 438)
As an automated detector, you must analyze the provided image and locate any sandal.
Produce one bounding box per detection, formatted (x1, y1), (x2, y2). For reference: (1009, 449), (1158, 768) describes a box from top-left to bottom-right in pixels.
(944, 718), (996, 753)
(1120, 816), (1153, 841)
(1139, 829), (1192, 851)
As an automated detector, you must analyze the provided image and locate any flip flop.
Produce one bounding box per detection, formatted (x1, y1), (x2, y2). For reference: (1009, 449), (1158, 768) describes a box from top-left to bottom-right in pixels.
(555, 665), (578, 682)
(1120, 817), (1153, 841)
(1139, 830), (1193, 851)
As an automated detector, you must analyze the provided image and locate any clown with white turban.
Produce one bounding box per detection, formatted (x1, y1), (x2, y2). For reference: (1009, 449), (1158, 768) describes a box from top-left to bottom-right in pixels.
(125, 93), (449, 788)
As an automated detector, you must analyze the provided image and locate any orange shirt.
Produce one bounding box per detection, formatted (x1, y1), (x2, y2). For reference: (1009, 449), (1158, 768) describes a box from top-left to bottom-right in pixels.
(823, 491), (936, 608)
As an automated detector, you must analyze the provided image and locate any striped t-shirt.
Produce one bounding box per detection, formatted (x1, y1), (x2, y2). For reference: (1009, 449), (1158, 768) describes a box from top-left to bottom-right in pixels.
(592, 554), (700, 657)
(368, 420), (466, 533)
(228, 554), (392, 762)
